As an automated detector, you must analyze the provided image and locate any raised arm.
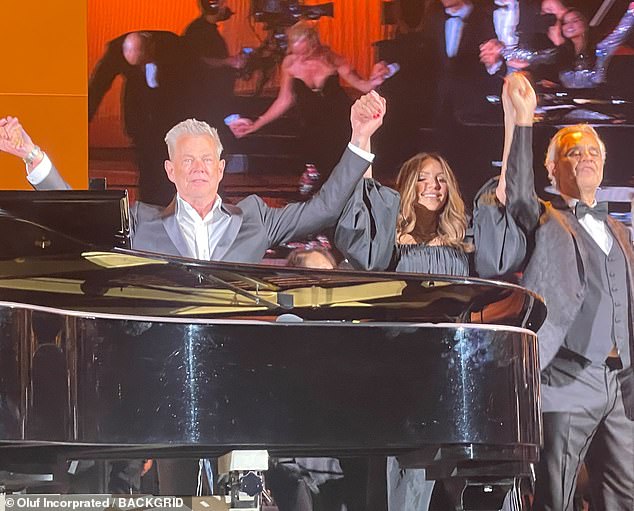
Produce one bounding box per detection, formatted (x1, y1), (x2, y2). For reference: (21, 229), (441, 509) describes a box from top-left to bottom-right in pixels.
(594, 2), (634, 82)
(500, 73), (540, 232)
(335, 53), (389, 94)
(0, 117), (44, 170)
(231, 57), (295, 138)
(0, 117), (70, 190)
(472, 73), (539, 278)
(253, 92), (387, 247)
(88, 40), (124, 121)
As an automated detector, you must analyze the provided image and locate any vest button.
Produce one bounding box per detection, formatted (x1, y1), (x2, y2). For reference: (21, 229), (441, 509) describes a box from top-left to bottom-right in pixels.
(609, 272), (615, 277)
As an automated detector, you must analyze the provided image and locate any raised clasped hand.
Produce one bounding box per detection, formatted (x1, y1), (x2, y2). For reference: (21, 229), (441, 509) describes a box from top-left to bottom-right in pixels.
(504, 73), (536, 125)
(350, 90), (387, 144)
(0, 116), (33, 158)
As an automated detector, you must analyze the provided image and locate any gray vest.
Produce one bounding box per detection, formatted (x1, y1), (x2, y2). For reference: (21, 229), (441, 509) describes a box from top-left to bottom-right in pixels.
(564, 223), (631, 367)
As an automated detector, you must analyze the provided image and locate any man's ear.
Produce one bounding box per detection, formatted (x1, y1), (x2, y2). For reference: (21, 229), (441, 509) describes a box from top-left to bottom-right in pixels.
(545, 161), (556, 184)
(218, 158), (226, 181)
(165, 160), (175, 184)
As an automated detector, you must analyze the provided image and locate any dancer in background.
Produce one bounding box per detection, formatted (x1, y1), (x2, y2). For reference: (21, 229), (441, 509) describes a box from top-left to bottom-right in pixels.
(231, 20), (388, 181)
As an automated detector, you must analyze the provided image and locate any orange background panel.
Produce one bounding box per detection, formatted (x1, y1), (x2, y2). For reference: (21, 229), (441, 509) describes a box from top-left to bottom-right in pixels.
(0, 0), (87, 190)
(0, 96), (88, 190)
(2, 2), (87, 95)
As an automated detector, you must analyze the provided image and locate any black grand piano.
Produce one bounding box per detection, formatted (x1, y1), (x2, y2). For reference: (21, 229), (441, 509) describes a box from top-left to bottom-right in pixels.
(0, 191), (546, 508)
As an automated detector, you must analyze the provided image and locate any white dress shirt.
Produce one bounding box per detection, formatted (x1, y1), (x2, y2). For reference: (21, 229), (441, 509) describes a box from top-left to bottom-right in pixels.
(26, 153), (53, 185)
(445, 3), (473, 58)
(566, 197), (613, 255)
(176, 194), (231, 260)
(145, 62), (159, 89)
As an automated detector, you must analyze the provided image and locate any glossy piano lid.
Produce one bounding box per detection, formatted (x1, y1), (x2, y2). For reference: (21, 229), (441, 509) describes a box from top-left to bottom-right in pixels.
(0, 247), (546, 331)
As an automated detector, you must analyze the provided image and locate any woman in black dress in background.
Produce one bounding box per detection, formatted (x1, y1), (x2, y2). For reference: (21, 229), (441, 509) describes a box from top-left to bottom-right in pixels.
(232, 20), (388, 177)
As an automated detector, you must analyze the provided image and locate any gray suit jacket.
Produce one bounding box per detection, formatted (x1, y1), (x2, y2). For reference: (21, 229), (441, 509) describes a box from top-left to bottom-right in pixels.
(35, 147), (371, 263)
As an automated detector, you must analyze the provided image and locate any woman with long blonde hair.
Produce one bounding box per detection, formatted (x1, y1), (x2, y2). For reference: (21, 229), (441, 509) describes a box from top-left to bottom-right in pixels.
(335, 72), (539, 511)
(336, 151), (473, 276)
(231, 20), (389, 178)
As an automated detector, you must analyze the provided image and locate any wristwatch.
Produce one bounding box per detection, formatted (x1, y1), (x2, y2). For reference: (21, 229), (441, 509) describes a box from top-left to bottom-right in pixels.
(22, 145), (42, 166)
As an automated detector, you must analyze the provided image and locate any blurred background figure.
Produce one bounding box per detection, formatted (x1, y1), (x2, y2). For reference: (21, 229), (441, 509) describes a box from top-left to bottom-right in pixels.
(180, 0), (246, 153)
(88, 31), (183, 206)
(558, 3), (634, 87)
(393, 0), (429, 37)
(231, 20), (388, 182)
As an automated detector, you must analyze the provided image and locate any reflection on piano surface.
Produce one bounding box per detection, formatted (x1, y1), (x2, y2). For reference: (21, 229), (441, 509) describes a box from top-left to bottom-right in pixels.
(0, 193), (546, 503)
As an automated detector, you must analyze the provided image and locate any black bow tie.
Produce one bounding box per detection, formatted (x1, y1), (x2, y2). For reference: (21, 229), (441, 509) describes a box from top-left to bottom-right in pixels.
(575, 201), (609, 221)
(495, 4), (509, 10)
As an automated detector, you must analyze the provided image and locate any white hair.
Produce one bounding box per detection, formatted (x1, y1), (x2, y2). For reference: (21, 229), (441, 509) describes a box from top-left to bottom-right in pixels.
(544, 124), (606, 168)
(164, 118), (223, 159)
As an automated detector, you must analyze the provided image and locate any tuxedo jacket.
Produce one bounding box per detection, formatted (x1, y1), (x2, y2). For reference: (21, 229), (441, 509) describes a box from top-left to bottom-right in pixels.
(422, 3), (499, 117)
(35, 148), (371, 264)
(423, 4), (497, 79)
(499, 126), (634, 417)
(88, 31), (183, 140)
(521, 202), (634, 366)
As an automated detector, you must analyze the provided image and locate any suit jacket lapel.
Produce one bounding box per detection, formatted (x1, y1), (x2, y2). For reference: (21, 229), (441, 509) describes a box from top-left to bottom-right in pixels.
(160, 199), (190, 257)
(548, 201), (588, 282)
(210, 203), (243, 261)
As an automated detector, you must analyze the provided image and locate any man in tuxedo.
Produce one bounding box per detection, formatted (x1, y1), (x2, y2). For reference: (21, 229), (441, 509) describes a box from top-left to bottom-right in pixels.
(489, 73), (633, 511)
(424, 0), (499, 117)
(89, 30), (184, 206)
(422, 0), (499, 201)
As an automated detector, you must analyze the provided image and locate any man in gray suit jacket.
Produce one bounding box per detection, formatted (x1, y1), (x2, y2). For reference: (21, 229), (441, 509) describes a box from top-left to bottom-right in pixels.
(0, 91), (386, 495)
(0, 92), (385, 265)
(492, 75), (633, 511)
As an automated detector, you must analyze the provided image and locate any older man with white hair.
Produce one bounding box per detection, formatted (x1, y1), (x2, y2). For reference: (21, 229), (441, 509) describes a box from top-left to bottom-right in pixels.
(488, 73), (633, 511)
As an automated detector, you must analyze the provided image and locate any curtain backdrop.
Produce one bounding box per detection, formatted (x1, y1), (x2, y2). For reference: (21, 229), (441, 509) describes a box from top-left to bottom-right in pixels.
(88, 0), (382, 147)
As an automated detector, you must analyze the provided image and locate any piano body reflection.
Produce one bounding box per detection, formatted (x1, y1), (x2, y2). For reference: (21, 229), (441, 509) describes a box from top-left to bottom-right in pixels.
(0, 191), (546, 506)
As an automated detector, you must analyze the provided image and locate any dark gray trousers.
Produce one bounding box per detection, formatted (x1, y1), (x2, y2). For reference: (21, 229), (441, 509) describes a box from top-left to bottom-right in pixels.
(533, 364), (634, 511)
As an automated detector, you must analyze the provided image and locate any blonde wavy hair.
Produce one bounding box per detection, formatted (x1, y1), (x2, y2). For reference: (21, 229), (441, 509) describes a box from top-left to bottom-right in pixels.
(286, 20), (321, 52)
(395, 153), (472, 252)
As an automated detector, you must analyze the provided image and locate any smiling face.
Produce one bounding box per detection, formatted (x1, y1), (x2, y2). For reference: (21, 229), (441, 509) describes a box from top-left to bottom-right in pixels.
(415, 158), (449, 212)
(561, 10), (587, 40)
(549, 130), (604, 200)
(164, 133), (225, 208)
